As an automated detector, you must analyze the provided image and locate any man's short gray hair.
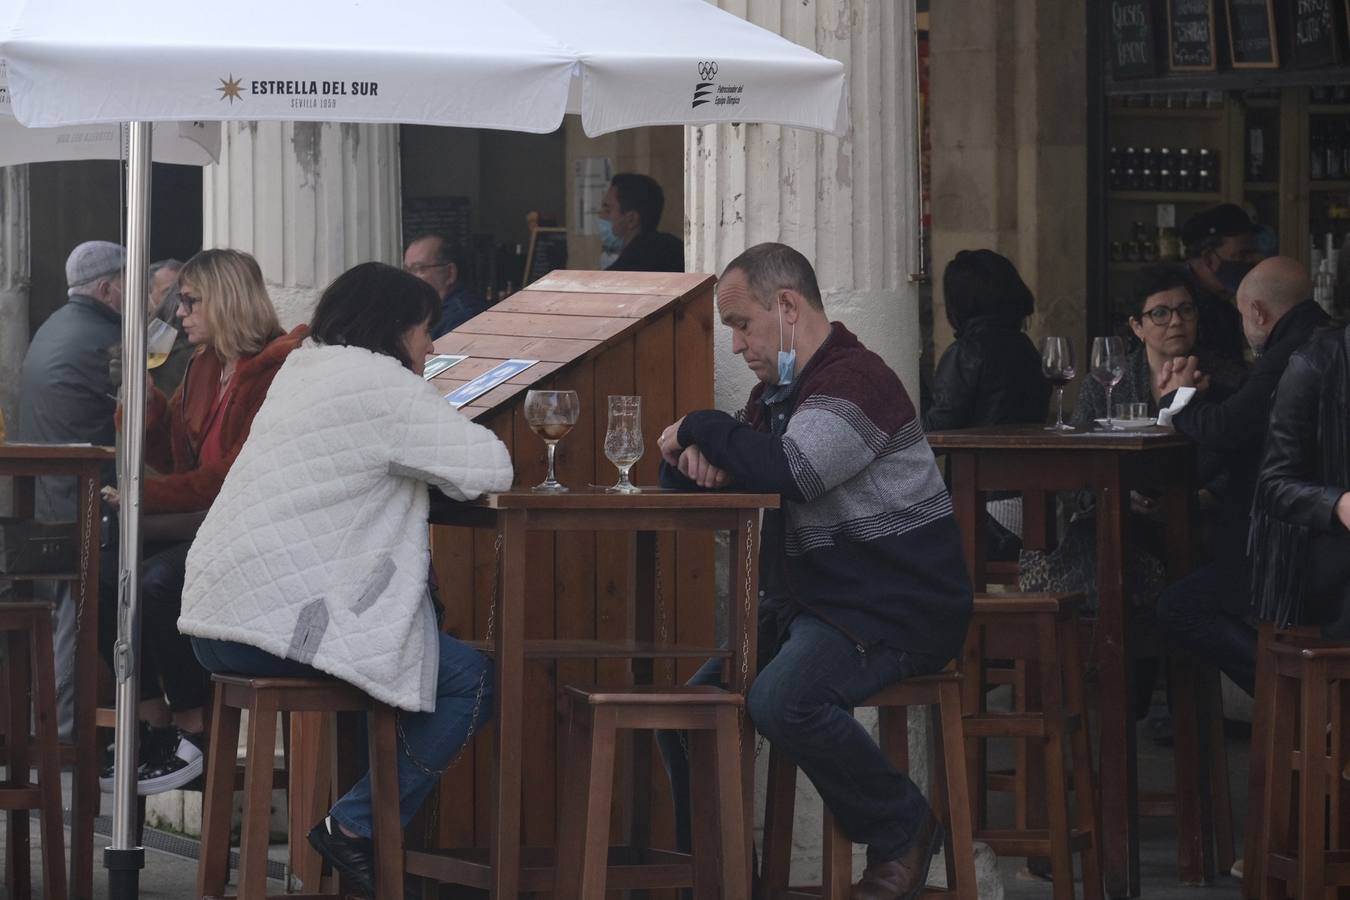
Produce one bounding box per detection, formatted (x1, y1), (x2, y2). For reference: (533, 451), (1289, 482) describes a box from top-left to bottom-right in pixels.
(721, 242), (823, 311)
(149, 258), (183, 280)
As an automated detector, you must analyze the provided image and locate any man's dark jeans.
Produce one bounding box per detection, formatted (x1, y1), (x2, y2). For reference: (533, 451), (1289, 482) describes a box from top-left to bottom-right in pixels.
(657, 610), (946, 866)
(1156, 561), (1256, 696)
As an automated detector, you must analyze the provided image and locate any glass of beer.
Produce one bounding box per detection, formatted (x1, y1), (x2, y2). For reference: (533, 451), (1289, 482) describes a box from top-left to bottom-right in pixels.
(524, 389), (580, 492)
(603, 395), (644, 493)
(147, 318), (177, 370)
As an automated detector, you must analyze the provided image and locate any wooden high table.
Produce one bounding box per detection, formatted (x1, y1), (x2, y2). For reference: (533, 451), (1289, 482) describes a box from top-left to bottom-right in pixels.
(411, 488), (776, 898)
(0, 443), (113, 900)
(927, 425), (1197, 900)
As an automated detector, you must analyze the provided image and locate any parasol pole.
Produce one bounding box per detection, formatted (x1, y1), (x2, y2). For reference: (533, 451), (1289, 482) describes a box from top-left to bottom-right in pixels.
(105, 119), (150, 900)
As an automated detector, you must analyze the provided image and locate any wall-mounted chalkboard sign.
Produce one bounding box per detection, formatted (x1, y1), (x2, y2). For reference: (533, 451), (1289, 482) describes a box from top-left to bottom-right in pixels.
(1289, 0), (1342, 67)
(1226, 0), (1280, 67)
(523, 227), (568, 286)
(1109, 0), (1159, 78)
(1168, 0), (1218, 70)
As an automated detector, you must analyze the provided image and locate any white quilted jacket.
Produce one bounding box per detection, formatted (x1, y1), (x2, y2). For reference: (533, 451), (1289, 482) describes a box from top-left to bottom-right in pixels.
(179, 341), (514, 712)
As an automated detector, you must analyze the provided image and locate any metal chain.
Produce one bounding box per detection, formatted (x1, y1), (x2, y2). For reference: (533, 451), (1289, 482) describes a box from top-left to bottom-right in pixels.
(396, 531), (502, 779)
(738, 519), (766, 760)
(58, 482), (96, 695)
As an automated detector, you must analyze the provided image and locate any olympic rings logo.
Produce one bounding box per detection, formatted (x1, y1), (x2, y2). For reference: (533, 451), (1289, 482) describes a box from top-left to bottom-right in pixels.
(698, 61), (719, 81)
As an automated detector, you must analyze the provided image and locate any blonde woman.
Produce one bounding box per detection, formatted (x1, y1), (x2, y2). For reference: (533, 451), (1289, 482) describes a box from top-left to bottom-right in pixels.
(100, 248), (307, 795)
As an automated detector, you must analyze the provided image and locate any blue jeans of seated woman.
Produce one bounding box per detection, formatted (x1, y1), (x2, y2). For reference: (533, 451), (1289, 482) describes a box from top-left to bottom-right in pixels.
(192, 632), (493, 839)
(655, 610), (946, 866)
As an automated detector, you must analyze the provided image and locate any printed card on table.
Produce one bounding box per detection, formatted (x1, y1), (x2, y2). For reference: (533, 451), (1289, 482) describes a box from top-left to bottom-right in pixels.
(422, 354), (468, 380)
(444, 359), (538, 408)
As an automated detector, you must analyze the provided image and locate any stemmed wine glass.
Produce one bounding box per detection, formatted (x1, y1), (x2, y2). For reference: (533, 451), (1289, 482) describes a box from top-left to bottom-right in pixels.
(524, 389), (580, 492)
(1090, 337), (1127, 431)
(146, 318), (177, 370)
(1041, 336), (1076, 431)
(603, 395), (644, 494)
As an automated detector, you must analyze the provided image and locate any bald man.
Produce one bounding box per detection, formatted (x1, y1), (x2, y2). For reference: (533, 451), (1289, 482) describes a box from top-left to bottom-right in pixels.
(1155, 256), (1330, 695)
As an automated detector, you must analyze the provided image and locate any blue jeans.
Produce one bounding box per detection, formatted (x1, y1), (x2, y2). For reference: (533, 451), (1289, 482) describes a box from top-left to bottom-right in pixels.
(657, 610), (945, 865)
(192, 632), (493, 838)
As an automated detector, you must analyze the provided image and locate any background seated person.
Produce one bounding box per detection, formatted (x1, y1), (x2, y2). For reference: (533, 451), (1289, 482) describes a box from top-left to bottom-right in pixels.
(1249, 323), (1350, 637)
(98, 248), (305, 795)
(924, 249), (1051, 560)
(598, 173), (684, 273)
(655, 242), (971, 900)
(180, 262), (513, 897)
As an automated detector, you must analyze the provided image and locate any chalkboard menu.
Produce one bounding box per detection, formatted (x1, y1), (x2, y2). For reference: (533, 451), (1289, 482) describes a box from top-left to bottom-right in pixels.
(1167, 0), (1218, 70)
(401, 195), (472, 250)
(1109, 0), (1159, 78)
(1288, 0), (1342, 67)
(523, 227), (568, 286)
(1226, 0), (1279, 67)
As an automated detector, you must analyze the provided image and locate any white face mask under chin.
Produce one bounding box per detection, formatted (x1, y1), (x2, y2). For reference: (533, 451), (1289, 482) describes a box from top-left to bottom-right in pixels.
(777, 300), (797, 385)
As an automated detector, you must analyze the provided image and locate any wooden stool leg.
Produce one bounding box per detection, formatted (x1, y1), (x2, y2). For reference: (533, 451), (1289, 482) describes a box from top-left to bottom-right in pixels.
(960, 625), (988, 830)
(1060, 617), (1104, 900)
(368, 706), (403, 900)
(1170, 654), (1208, 884)
(1261, 668), (1298, 900)
(1202, 666), (1235, 873)
(198, 684), (242, 899)
(1037, 618), (1075, 900)
(578, 706), (618, 900)
(690, 727), (726, 900)
(289, 710), (331, 893)
(1297, 661), (1329, 900)
(31, 618), (67, 900)
(761, 743), (796, 900)
(1246, 622), (1277, 900)
(238, 692), (279, 900)
(712, 707), (749, 900)
(936, 681), (978, 900)
(7, 629), (31, 900)
(555, 699), (595, 900)
(819, 810), (852, 900)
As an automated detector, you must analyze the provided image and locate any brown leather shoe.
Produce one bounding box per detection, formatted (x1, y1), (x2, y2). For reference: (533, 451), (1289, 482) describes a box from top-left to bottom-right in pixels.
(850, 812), (945, 900)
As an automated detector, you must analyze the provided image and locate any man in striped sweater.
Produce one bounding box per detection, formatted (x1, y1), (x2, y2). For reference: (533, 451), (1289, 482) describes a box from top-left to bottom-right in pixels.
(658, 243), (972, 900)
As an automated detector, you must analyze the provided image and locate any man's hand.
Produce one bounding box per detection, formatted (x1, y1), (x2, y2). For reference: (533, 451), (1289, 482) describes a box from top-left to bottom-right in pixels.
(1157, 355), (1207, 396)
(677, 446), (730, 489)
(658, 417), (686, 466)
(1337, 491), (1350, 531)
(101, 485), (121, 510)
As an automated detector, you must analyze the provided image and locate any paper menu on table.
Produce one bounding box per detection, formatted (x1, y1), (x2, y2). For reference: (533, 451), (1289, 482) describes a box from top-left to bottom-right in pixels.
(444, 359), (538, 408)
(423, 354), (467, 380)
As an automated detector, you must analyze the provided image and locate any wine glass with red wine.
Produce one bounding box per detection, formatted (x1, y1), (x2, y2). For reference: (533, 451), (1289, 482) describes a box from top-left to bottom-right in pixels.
(524, 389), (580, 492)
(1041, 336), (1076, 431)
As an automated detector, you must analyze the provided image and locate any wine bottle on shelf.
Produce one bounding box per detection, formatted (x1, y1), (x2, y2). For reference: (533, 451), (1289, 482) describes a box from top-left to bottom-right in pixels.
(1312, 123), (1327, 181)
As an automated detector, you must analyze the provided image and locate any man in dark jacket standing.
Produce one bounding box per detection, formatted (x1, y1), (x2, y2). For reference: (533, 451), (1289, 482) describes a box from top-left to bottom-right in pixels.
(656, 243), (972, 900)
(599, 173), (684, 273)
(1156, 256), (1328, 694)
(1180, 203), (1264, 390)
(17, 239), (125, 739)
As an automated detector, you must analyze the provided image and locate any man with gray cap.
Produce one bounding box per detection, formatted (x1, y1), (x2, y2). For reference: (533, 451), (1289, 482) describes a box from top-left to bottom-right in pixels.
(16, 239), (125, 739)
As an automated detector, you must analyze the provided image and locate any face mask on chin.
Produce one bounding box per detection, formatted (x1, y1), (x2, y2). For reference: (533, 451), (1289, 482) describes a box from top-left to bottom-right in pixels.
(776, 300), (797, 385)
(597, 217), (624, 253)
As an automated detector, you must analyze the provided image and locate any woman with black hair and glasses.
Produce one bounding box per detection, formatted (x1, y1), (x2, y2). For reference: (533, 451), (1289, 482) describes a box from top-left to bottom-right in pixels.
(179, 262), (513, 898)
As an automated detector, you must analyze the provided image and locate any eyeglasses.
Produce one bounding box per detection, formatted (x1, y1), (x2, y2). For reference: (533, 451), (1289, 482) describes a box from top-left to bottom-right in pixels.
(404, 262), (449, 276)
(178, 292), (202, 312)
(1141, 302), (1198, 325)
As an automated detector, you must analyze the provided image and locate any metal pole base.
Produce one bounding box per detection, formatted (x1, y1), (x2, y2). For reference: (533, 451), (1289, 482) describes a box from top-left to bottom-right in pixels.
(104, 845), (144, 900)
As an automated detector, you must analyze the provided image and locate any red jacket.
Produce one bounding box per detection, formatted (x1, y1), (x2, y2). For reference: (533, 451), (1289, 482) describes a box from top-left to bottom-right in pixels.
(136, 325), (307, 514)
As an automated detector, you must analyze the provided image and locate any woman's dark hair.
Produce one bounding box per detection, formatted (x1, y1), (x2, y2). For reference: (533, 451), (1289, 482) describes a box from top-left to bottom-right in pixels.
(942, 249), (1035, 333)
(309, 262), (440, 370)
(1129, 263), (1193, 321)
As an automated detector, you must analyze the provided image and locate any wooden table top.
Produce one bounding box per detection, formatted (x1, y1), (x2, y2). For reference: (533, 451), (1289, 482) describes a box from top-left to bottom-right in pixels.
(927, 424), (1191, 451)
(474, 487), (780, 510)
(0, 443), (115, 462)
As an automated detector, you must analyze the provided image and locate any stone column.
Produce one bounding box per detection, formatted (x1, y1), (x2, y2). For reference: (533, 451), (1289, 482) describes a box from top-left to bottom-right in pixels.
(688, 3), (998, 894)
(0, 165), (30, 513)
(202, 122), (403, 327)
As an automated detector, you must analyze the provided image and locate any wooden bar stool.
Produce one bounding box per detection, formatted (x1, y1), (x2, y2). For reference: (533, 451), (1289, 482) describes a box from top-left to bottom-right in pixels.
(197, 674), (402, 900)
(1259, 640), (1350, 900)
(555, 685), (747, 900)
(961, 592), (1103, 900)
(0, 603), (67, 900)
(760, 670), (977, 900)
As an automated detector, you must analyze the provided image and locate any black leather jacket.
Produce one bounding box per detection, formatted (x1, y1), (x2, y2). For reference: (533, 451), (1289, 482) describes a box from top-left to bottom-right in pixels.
(923, 317), (1050, 432)
(1250, 323), (1350, 623)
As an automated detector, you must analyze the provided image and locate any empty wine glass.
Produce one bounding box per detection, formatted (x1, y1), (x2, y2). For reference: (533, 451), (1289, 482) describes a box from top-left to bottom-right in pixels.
(1091, 337), (1127, 431)
(1041, 336), (1076, 431)
(146, 318), (177, 370)
(524, 389), (580, 492)
(603, 395), (644, 494)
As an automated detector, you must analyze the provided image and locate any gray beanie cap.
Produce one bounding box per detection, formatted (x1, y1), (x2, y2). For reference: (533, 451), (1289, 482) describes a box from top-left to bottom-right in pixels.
(66, 241), (126, 296)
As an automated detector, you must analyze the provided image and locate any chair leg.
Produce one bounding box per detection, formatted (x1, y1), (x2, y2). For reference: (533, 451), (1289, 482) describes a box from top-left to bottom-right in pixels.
(690, 727), (725, 900)
(961, 624), (988, 830)
(1036, 618), (1075, 900)
(1261, 669), (1298, 900)
(1060, 617), (1104, 900)
(30, 619), (67, 900)
(760, 743), (796, 900)
(1169, 654), (1208, 884)
(368, 706), (403, 900)
(1245, 623), (1277, 900)
(238, 692), (279, 900)
(820, 810), (853, 900)
(289, 710), (331, 893)
(555, 700), (595, 900)
(578, 706), (618, 900)
(936, 681), (978, 900)
(6, 629), (31, 900)
(1297, 662), (1329, 900)
(1202, 666), (1235, 873)
(198, 685), (241, 899)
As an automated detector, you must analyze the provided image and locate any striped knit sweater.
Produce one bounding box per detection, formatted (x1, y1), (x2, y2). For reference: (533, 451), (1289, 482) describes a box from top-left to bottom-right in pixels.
(674, 323), (973, 660)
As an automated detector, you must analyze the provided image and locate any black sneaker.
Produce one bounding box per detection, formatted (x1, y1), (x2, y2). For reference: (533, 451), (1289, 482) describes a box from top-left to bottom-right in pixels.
(134, 728), (204, 796)
(308, 817), (375, 899)
(98, 721), (164, 793)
